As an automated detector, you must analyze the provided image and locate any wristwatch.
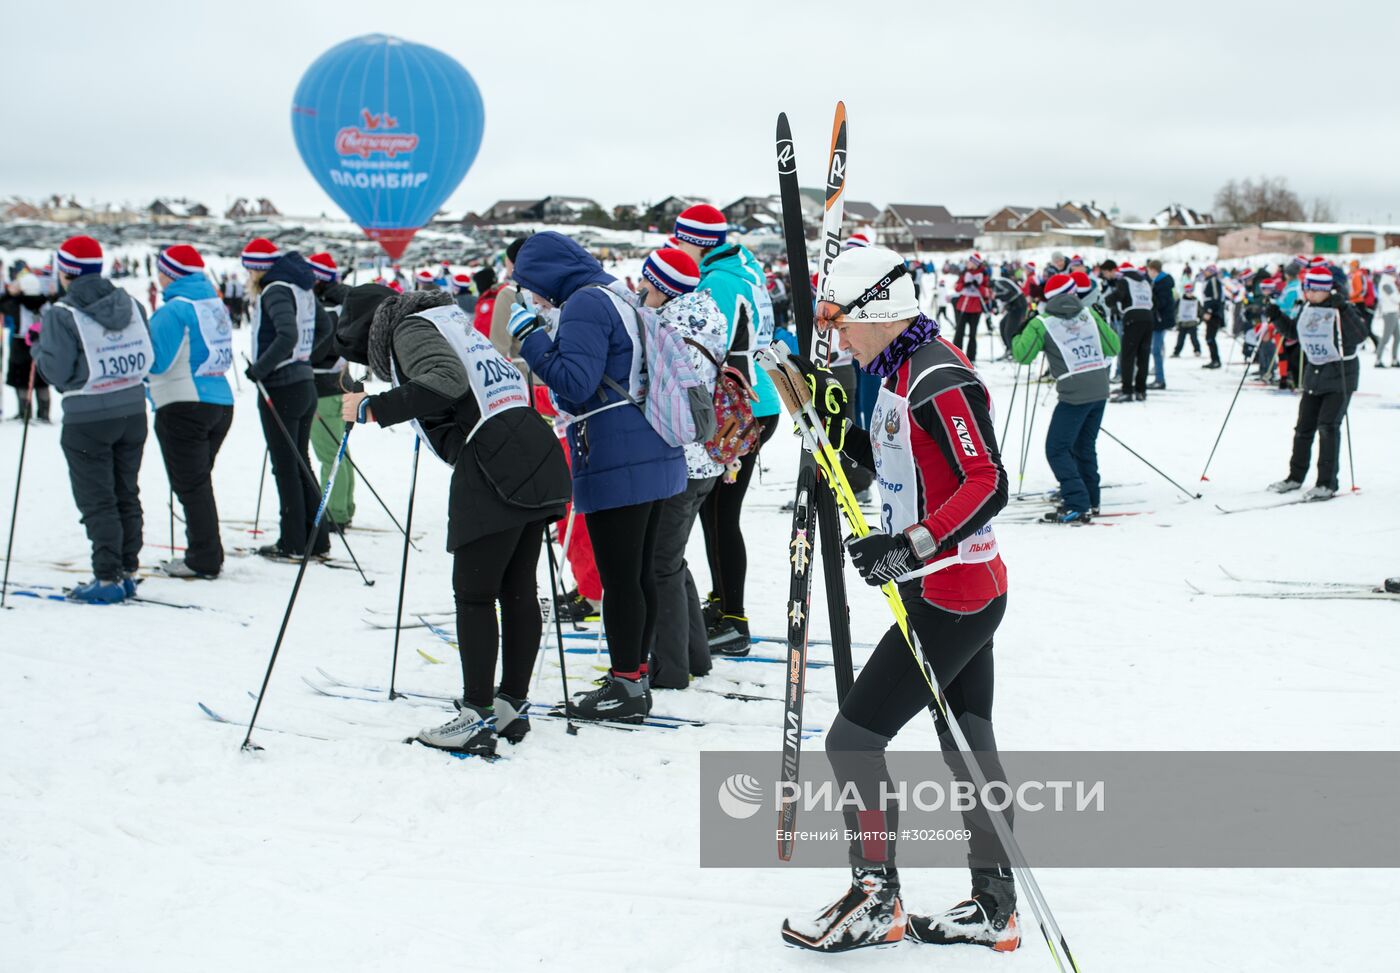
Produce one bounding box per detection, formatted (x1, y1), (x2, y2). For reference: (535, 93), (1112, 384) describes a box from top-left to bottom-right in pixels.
(904, 523), (939, 561)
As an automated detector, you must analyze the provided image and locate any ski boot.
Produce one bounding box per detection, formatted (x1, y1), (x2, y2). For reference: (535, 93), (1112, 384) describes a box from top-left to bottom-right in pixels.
(781, 865), (906, 952)
(708, 614), (751, 656)
(414, 701), (497, 756)
(493, 691), (530, 744)
(1384, 577), (1400, 595)
(67, 577), (128, 605)
(908, 866), (1020, 952)
(1302, 485), (1336, 502)
(554, 588), (598, 624)
(1041, 507), (1090, 525)
(1267, 479), (1302, 494)
(157, 558), (216, 580)
(565, 671), (648, 723)
(701, 593), (722, 631)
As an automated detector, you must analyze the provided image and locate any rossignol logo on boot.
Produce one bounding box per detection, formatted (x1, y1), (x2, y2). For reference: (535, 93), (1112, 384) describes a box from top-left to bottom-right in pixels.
(951, 416), (977, 456)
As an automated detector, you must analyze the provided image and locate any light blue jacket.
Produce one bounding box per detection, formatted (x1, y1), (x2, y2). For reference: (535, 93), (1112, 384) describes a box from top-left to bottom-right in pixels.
(147, 273), (234, 408)
(698, 243), (780, 418)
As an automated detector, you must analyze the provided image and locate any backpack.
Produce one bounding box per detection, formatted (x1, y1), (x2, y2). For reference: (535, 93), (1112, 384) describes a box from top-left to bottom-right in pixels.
(684, 339), (760, 466)
(599, 292), (716, 449)
(1363, 274), (1377, 309)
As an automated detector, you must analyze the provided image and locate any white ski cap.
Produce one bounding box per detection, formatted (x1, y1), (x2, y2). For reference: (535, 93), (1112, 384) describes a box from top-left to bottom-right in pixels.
(819, 245), (919, 323)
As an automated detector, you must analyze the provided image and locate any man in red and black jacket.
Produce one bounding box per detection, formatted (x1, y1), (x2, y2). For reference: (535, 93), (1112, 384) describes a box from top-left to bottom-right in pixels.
(782, 245), (1017, 956)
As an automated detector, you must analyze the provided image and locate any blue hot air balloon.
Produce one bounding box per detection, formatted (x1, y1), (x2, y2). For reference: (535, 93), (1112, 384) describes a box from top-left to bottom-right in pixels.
(291, 34), (484, 259)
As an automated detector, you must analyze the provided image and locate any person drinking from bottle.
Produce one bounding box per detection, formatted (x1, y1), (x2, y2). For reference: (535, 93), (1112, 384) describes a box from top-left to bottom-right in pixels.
(780, 244), (1016, 954)
(340, 285), (570, 757)
(146, 244), (235, 579)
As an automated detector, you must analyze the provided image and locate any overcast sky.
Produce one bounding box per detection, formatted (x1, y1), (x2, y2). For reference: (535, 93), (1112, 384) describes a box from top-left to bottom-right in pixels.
(6, 0), (1399, 224)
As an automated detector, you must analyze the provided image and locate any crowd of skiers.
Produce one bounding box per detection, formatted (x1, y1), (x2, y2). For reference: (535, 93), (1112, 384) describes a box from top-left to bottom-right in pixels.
(4, 217), (1392, 957)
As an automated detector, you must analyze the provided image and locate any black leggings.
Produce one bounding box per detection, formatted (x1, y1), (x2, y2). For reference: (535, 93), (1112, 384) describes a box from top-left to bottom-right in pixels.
(826, 594), (1009, 869)
(256, 379), (327, 554)
(452, 520), (547, 708)
(953, 310), (981, 361)
(585, 500), (664, 674)
(700, 413), (780, 616)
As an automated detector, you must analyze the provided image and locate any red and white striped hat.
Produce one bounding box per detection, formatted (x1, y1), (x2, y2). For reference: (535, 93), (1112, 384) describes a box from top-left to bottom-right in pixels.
(1071, 271), (1093, 296)
(1118, 261), (1136, 274)
(241, 237), (281, 271)
(967, 252), (984, 267)
(1043, 273), (1076, 300)
(451, 272), (472, 295)
(157, 244), (204, 279)
(415, 268), (435, 282)
(56, 235), (103, 277)
(674, 204), (728, 249)
(307, 252), (338, 283)
(641, 247), (701, 298)
(1303, 268), (1333, 291)
(844, 230), (872, 250)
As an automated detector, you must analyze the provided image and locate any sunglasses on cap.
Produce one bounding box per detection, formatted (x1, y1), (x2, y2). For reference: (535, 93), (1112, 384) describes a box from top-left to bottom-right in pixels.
(816, 263), (908, 328)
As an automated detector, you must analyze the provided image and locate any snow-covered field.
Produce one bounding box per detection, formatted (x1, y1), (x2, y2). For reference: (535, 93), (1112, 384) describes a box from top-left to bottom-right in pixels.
(2, 286), (1398, 970)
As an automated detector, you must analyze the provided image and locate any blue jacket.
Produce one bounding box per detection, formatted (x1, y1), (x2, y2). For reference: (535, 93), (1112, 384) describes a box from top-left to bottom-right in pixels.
(147, 273), (234, 408)
(514, 232), (685, 514)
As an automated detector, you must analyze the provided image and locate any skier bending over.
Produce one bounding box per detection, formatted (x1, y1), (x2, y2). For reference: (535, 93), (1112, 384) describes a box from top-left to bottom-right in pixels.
(780, 245), (1017, 954)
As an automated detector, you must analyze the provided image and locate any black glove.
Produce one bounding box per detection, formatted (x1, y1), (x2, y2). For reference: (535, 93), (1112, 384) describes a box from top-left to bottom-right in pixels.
(844, 531), (920, 587)
(786, 355), (849, 451)
(244, 364), (260, 385)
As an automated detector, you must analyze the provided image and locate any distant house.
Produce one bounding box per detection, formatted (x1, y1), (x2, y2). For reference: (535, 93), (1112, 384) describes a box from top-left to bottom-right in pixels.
(225, 197), (281, 220)
(644, 195), (708, 225)
(1060, 200), (1111, 228)
(1257, 221), (1400, 256)
(2, 197), (44, 221)
(149, 198), (210, 222)
(482, 198), (547, 222)
(722, 195), (782, 224)
(541, 196), (602, 222)
(877, 204), (979, 252)
(1150, 203), (1211, 228)
(480, 196), (601, 224)
(842, 200), (880, 237)
(981, 206), (1035, 233)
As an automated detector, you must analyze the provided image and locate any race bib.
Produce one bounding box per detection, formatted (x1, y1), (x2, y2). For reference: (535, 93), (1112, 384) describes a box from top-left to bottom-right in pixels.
(251, 281), (316, 368)
(1296, 305), (1341, 365)
(1043, 310), (1106, 376)
(1177, 298), (1199, 323)
(1127, 277), (1152, 310)
(173, 296), (234, 377)
(62, 297), (152, 396)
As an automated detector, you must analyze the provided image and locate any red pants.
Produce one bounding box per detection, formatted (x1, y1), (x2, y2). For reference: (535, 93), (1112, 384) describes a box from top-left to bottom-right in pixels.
(535, 386), (601, 601)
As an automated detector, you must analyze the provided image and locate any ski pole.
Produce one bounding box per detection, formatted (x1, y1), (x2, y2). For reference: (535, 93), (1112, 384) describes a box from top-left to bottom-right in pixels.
(1199, 338), (1264, 481)
(313, 412), (418, 550)
(1, 363), (36, 609)
(999, 362), (1022, 458)
(542, 513), (577, 735)
(1018, 358), (1043, 497)
(533, 507), (578, 693)
(242, 422), (355, 751)
(1015, 361), (1033, 497)
(1344, 411), (1357, 492)
(250, 448), (268, 536)
(1100, 426), (1203, 500)
(243, 360), (372, 586)
(388, 437), (421, 700)
(169, 488), (175, 556)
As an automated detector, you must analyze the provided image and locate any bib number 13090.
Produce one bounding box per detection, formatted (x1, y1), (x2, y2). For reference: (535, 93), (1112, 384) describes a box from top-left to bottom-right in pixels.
(99, 352), (147, 378)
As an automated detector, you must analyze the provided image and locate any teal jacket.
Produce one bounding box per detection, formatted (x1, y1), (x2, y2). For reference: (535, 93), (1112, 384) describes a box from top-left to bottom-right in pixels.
(698, 243), (779, 417)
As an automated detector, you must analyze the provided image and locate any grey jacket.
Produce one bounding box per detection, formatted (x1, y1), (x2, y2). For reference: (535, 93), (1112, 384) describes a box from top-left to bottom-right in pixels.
(35, 275), (150, 424)
(1012, 293), (1119, 406)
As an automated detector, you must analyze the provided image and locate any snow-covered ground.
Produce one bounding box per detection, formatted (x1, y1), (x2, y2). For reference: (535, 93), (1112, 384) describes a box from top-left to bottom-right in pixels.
(2, 283), (1398, 970)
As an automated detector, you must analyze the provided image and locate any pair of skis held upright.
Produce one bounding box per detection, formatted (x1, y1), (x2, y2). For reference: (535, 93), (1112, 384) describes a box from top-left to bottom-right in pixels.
(766, 105), (1081, 971)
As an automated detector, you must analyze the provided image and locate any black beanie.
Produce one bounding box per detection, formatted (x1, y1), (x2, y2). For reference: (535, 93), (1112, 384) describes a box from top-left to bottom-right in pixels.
(334, 283), (397, 364)
(473, 267), (497, 293)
